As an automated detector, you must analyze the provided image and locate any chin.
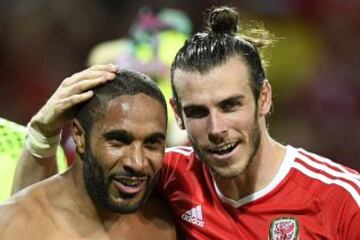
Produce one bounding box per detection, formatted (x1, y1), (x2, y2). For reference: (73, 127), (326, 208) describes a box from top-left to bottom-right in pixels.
(106, 196), (144, 214)
(107, 183), (154, 214)
(209, 157), (249, 179)
(210, 166), (245, 179)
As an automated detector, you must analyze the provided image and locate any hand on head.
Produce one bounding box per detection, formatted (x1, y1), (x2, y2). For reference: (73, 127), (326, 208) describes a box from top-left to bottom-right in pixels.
(30, 64), (119, 137)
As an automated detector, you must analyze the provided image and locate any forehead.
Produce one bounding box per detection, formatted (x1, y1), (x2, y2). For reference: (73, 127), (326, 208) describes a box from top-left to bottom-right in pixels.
(173, 56), (252, 105)
(92, 94), (167, 137)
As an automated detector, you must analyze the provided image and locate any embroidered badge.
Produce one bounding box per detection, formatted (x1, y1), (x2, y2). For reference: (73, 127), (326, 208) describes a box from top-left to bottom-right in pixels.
(269, 217), (299, 240)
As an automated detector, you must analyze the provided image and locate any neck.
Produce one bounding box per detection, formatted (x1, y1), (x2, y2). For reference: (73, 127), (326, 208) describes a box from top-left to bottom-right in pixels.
(213, 132), (286, 201)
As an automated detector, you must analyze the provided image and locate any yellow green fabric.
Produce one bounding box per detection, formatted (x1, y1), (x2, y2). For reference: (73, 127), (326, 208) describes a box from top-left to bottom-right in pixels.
(136, 30), (188, 124)
(0, 118), (67, 202)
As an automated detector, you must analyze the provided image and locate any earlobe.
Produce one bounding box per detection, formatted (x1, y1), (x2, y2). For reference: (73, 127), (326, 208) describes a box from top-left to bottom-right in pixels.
(72, 120), (86, 155)
(258, 80), (272, 117)
(170, 98), (185, 130)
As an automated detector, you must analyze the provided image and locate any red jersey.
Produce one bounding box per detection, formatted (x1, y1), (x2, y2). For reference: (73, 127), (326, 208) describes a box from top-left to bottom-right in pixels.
(158, 145), (360, 239)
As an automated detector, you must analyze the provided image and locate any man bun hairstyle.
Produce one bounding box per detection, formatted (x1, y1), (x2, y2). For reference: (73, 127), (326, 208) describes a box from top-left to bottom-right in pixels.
(208, 6), (238, 35)
(171, 6), (274, 107)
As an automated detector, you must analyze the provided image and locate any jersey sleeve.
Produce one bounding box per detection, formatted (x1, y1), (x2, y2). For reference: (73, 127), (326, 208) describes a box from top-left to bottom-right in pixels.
(156, 149), (178, 194)
(338, 193), (360, 239)
(156, 147), (194, 195)
(322, 174), (360, 239)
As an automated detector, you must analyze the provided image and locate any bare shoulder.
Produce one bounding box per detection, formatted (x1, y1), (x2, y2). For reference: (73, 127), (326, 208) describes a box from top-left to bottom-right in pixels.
(0, 181), (56, 239)
(0, 196), (40, 238)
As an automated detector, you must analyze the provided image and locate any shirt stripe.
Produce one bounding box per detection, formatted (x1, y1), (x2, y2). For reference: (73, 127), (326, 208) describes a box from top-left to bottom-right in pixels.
(299, 149), (360, 178)
(166, 146), (193, 156)
(293, 161), (360, 208)
(296, 153), (360, 189)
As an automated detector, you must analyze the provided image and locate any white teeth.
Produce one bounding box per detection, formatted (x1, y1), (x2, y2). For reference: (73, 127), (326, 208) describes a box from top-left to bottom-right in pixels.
(211, 143), (237, 152)
(117, 179), (140, 186)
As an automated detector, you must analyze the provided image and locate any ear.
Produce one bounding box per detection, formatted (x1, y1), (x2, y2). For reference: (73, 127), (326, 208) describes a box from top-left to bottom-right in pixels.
(72, 119), (86, 155)
(170, 98), (185, 130)
(258, 80), (272, 117)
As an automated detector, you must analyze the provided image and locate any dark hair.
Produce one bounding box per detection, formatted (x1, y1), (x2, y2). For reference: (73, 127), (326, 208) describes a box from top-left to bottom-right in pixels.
(171, 6), (272, 106)
(76, 69), (167, 133)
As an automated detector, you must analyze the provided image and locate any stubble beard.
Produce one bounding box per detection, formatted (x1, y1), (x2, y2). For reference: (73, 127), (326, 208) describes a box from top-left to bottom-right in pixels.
(190, 119), (261, 179)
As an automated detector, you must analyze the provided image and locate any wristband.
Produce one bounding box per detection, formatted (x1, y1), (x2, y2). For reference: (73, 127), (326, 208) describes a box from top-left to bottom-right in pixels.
(25, 122), (62, 158)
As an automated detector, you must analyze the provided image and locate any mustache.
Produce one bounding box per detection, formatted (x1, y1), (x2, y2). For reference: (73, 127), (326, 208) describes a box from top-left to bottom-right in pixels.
(109, 168), (148, 179)
(83, 145), (149, 179)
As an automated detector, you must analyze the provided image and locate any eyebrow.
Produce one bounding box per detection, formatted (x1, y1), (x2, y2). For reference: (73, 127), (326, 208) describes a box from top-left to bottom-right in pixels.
(145, 132), (166, 141)
(103, 129), (166, 142)
(103, 129), (134, 142)
(183, 95), (246, 110)
(218, 95), (245, 105)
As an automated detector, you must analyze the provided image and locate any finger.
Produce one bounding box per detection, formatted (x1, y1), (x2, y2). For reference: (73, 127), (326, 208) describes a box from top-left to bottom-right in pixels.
(63, 69), (116, 86)
(35, 90), (94, 128)
(90, 64), (119, 72)
(48, 76), (102, 103)
(61, 64), (118, 86)
(80, 70), (116, 81)
(69, 76), (110, 94)
(60, 91), (94, 110)
(62, 70), (116, 87)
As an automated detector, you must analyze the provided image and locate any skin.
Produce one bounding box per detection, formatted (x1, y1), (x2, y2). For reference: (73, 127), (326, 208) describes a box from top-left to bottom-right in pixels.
(171, 56), (287, 200)
(12, 64), (119, 193)
(79, 94), (167, 214)
(9, 56), (287, 236)
(0, 80), (176, 239)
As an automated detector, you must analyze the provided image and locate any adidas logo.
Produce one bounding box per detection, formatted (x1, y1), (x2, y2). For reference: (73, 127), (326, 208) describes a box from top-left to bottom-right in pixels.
(181, 205), (205, 227)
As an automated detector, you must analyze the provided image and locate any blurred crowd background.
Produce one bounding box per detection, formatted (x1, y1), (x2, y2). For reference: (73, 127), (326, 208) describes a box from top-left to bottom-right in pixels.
(0, 0), (359, 170)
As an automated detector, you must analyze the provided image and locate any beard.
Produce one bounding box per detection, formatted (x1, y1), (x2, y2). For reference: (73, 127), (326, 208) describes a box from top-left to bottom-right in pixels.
(82, 144), (159, 214)
(190, 116), (261, 179)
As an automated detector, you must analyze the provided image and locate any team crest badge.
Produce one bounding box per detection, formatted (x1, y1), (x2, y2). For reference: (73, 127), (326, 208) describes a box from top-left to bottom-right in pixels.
(269, 217), (299, 240)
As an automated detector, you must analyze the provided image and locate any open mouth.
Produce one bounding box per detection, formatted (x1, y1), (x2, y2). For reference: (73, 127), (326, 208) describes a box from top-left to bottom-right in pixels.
(113, 176), (147, 196)
(207, 142), (240, 156)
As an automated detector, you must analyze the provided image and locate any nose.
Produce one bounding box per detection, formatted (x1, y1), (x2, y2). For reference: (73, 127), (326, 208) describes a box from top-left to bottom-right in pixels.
(123, 143), (148, 173)
(208, 111), (228, 144)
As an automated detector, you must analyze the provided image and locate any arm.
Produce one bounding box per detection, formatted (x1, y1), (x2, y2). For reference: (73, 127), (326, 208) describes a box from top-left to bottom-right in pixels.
(340, 196), (360, 240)
(327, 186), (360, 239)
(345, 211), (360, 240)
(11, 64), (119, 193)
(12, 149), (58, 194)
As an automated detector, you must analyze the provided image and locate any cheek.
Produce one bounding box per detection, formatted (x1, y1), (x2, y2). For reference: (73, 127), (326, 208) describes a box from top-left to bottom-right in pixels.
(184, 119), (207, 140)
(228, 110), (257, 130)
(93, 145), (125, 169)
(146, 152), (165, 172)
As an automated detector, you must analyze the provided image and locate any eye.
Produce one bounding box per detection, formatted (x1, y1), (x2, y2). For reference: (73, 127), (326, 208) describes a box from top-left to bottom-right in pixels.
(107, 138), (126, 147)
(103, 130), (132, 147)
(219, 99), (242, 112)
(144, 134), (165, 150)
(184, 106), (209, 119)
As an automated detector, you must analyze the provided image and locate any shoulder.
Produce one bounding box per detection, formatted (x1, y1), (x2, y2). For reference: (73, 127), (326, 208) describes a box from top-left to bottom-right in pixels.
(0, 180), (60, 238)
(4, 175), (60, 217)
(138, 195), (178, 239)
(165, 146), (194, 156)
(0, 196), (41, 238)
(164, 146), (195, 166)
(0, 199), (26, 224)
(161, 146), (201, 183)
(289, 146), (360, 208)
